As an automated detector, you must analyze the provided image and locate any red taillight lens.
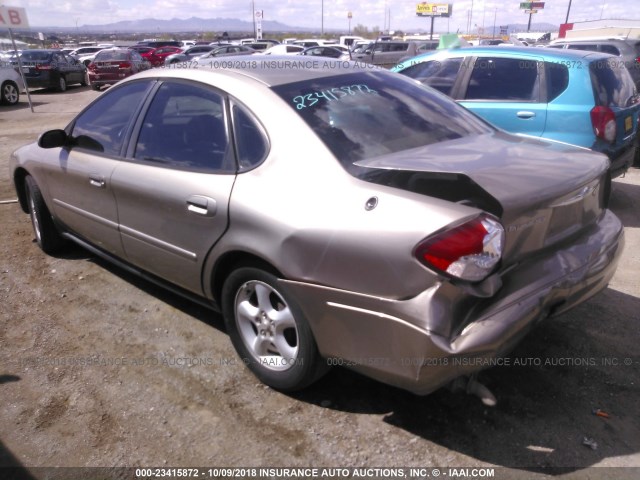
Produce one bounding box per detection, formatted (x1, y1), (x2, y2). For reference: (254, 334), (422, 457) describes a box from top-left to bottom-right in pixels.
(415, 215), (504, 282)
(118, 61), (132, 69)
(590, 105), (616, 143)
(87, 62), (96, 71)
(35, 63), (52, 70)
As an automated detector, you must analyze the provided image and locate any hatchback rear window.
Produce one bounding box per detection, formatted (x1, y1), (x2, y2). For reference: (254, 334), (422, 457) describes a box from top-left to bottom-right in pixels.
(20, 51), (52, 61)
(271, 71), (491, 166)
(590, 59), (637, 107)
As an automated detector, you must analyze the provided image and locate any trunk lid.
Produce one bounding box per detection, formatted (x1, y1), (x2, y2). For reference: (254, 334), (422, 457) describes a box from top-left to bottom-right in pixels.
(354, 132), (610, 262)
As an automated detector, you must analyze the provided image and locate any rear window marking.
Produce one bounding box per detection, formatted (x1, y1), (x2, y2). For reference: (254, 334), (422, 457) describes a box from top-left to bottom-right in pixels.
(293, 84), (378, 110)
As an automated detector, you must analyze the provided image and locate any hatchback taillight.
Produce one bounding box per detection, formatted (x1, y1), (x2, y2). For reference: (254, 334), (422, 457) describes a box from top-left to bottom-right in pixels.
(87, 62), (97, 71)
(118, 61), (132, 70)
(590, 105), (616, 143)
(35, 64), (52, 70)
(414, 215), (504, 282)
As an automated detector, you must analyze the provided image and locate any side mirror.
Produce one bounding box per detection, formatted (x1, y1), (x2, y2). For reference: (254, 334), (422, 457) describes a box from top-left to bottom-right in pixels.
(38, 129), (69, 149)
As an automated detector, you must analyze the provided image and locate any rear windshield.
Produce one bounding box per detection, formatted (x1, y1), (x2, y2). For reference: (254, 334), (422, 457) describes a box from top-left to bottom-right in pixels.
(271, 71), (491, 166)
(20, 51), (52, 61)
(590, 59), (637, 107)
(96, 51), (130, 61)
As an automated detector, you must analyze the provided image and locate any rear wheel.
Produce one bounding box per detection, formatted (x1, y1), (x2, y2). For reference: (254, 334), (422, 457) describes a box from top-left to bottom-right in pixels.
(1, 81), (19, 105)
(222, 267), (328, 391)
(91, 83), (100, 91)
(24, 175), (66, 254)
(58, 75), (67, 92)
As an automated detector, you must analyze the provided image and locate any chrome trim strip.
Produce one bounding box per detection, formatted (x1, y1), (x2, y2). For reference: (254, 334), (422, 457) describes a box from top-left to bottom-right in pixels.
(119, 224), (198, 261)
(53, 198), (118, 229)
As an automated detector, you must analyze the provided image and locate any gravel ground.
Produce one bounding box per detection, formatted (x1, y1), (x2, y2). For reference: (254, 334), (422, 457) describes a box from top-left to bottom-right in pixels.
(0, 86), (639, 480)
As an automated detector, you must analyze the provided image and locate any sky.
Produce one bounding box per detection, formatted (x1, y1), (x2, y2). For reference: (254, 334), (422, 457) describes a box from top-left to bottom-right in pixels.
(2, 0), (635, 33)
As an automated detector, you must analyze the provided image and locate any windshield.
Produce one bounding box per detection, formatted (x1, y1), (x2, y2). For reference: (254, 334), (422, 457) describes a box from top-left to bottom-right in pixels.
(271, 71), (492, 167)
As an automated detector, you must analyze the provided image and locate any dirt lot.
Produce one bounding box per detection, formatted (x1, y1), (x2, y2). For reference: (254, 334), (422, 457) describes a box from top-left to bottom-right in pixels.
(0, 87), (639, 480)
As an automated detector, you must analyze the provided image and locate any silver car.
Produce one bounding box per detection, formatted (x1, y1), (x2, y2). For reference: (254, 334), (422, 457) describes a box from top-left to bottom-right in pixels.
(9, 57), (624, 398)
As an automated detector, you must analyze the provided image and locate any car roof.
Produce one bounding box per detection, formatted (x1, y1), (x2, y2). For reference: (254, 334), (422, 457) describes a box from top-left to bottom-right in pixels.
(129, 55), (380, 87)
(407, 45), (613, 62)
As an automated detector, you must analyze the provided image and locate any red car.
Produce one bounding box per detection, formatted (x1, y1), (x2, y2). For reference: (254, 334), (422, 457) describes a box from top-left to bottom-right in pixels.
(147, 46), (183, 67)
(88, 48), (151, 90)
(128, 45), (156, 63)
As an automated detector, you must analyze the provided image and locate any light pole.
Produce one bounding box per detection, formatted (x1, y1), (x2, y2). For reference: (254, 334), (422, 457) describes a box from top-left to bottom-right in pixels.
(348, 11), (352, 35)
(321, 0), (324, 35)
(565, 0), (572, 23)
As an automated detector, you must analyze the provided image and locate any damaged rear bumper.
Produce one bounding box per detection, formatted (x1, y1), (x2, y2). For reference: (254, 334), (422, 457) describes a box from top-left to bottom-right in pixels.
(282, 210), (624, 395)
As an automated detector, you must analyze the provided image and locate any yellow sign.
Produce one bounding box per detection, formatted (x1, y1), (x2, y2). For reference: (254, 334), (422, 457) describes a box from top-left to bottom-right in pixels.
(416, 3), (451, 17)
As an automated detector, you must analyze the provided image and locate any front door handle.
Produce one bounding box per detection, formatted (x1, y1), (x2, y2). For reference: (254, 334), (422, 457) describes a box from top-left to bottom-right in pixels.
(186, 195), (217, 217)
(517, 111), (536, 119)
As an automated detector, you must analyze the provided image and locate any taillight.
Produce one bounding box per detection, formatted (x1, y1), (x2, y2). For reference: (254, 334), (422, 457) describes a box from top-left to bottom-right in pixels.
(35, 63), (52, 70)
(414, 215), (504, 282)
(87, 62), (96, 71)
(590, 105), (616, 143)
(118, 61), (132, 70)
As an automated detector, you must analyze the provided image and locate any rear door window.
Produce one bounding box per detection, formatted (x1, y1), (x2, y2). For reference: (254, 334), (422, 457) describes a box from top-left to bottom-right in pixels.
(465, 57), (540, 102)
(545, 62), (569, 101)
(133, 81), (232, 172)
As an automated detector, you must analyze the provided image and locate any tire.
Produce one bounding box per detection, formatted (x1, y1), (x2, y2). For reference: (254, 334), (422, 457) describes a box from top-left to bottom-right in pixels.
(91, 83), (101, 91)
(1, 81), (19, 105)
(24, 176), (66, 254)
(58, 75), (67, 92)
(222, 267), (328, 391)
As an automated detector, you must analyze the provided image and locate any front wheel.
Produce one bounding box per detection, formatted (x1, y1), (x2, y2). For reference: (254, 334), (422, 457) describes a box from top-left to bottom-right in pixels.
(222, 267), (328, 391)
(24, 175), (66, 253)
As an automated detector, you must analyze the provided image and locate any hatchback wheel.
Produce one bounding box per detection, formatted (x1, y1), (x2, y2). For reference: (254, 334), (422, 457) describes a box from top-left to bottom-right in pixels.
(1, 81), (19, 105)
(58, 75), (67, 92)
(222, 267), (328, 391)
(24, 176), (66, 253)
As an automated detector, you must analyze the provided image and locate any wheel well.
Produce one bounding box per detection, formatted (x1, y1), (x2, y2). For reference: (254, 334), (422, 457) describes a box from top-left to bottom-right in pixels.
(211, 252), (282, 304)
(13, 168), (29, 213)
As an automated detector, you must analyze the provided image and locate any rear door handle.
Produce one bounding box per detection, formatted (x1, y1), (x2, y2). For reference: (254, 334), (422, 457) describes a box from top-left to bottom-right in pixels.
(186, 195), (217, 217)
(517, 111), (536, 119)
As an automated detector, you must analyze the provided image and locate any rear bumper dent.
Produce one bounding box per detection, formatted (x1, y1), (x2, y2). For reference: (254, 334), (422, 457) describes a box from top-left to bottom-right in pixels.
(283, 210), (624, 395)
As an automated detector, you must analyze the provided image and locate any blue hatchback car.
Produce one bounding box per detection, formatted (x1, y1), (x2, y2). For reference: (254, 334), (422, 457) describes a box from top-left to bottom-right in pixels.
(393, 46), (640, 177)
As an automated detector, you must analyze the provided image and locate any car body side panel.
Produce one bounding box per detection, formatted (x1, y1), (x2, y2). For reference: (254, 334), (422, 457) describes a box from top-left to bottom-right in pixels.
(39, 147), (123, 256)
(459, 100), (548, 137)
(111, 163), (235, 295)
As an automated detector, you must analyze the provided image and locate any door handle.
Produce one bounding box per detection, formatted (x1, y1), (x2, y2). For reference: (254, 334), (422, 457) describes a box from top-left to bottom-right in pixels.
(89, 174), (105, 188)
(517, 111), (536, 119)
(186, 195), (217, 217)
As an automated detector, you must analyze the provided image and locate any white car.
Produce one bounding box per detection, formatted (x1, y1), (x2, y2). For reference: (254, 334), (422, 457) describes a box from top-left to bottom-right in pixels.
(263, 44), (304, 55)
(0, 63), (22, 105)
